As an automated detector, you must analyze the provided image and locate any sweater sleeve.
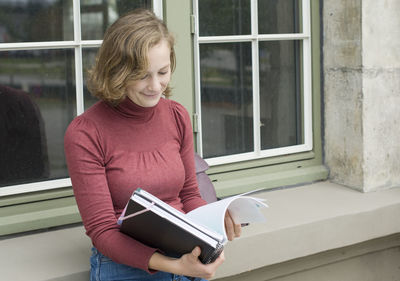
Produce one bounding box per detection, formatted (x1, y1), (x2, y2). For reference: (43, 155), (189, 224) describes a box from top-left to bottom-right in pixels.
(170, 101), (207, 213)
(64, 116), (157, 273)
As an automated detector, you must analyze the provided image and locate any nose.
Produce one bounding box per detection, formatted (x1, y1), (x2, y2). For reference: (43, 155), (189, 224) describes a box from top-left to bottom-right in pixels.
(147, 76), (163, 92)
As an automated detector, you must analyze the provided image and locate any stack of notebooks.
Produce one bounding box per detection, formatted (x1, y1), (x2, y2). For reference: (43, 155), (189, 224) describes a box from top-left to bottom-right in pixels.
(118, 188), (268, 264)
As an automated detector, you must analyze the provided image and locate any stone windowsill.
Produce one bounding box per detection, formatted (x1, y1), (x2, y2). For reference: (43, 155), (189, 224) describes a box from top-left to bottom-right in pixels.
(1, 181), (400, 281)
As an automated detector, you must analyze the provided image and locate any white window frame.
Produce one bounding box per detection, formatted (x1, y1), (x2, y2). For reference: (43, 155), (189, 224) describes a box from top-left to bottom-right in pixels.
(193, 0), (313, 166)
(0, 0), (163, 197)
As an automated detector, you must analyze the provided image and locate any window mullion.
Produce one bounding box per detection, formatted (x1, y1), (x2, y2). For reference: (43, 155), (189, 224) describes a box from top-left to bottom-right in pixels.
(198, 35), (255, 43)
(302, 0), (313, 149)
(0, 42), (78, 51)
(74, 47), (84, 115)
(251, 0), (260, 155)
(73, 0), (84, 115)
(153, 0), (163, 19)
(81, 40), (103, 47)
(193, 1), (203, 157)
(251, 0), (258, 35)
(198, 34), (309, 44)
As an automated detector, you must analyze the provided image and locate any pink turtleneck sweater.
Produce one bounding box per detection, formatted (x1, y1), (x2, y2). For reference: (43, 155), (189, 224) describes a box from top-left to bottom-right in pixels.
(64, 97), (206, 272)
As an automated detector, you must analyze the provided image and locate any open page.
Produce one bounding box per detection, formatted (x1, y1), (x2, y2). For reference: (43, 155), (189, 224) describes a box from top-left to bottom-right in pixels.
(132, 195), (220, 247)
(186, 194), (268, 241)
(132, 189), (225, 242)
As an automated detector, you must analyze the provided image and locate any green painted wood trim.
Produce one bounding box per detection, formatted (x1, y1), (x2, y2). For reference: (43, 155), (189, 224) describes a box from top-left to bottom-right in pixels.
(0, 187), (74, 207)
(212, 164), (328, 197)
(207, 151), (316, 175)
(164, 0), (195, 117)
(0, 196), (81, 236)
(310, 0), (323, 163)
(203, 0), (326, 193)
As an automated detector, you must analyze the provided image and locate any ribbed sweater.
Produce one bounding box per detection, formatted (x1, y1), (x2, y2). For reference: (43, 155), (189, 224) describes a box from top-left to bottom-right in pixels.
(64, 97), (206, 272)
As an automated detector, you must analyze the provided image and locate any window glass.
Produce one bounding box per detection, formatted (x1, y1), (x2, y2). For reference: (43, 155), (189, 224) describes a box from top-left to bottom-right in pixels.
(0, 49), (76, 187)
(196, 0), (311, 163)
(258, 0), (300, 34)
(0, 1), (161, 194)
(198, 0), (251, 36)
(82, 47), (99, 109)
(200, 42), (253, 158)
(81, 0), (152, 40)
(259, 40), (302, 149)
(0, 0), (73, 43)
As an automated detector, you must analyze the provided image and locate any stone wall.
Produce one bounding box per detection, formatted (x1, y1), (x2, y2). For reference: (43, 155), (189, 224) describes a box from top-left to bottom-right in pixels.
(323, 0), (400, 191)
(215, 234), (400, 281)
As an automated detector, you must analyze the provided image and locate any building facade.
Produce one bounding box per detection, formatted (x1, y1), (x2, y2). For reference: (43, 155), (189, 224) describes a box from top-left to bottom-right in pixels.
(0, 0), (399, 280)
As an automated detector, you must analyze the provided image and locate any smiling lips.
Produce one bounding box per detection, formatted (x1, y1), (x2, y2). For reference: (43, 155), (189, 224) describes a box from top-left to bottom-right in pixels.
(141, 92), (160, 98)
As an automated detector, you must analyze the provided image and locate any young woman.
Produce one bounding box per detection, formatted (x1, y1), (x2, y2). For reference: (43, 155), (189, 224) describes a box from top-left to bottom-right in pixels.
(64, 9), (241, 281)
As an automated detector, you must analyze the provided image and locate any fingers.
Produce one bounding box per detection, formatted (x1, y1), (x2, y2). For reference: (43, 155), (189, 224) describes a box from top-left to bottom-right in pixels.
(191, 246), (201, 259)
(181, 247), (224, 279)
(203, 250), (225, 279)
(224, 212), (234, 241)
(233, 220), (242, 237)
(214, 250), (225, 266)
(192, 247), (225, 266)
(225, 211), (242, 241)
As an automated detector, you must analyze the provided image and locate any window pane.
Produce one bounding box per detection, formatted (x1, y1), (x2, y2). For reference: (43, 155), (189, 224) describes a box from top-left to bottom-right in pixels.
(199, 0), (251, 36)
(82, 47), (99, 109)
(200, 43), (253, 158)
(81, 0), (152, 40)
(0, 0), (73, 43)
(258, 0), (300, 34)
(0, 49), (76, 187)
(259, 40), (302, 149)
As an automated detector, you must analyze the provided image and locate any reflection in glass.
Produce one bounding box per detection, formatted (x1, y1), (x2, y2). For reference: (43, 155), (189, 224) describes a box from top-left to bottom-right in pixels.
(81, 0), (152, 40)
(0, 0), (73, 43)
(199, 0), (251, 36)
(0, 49), (76, 187)
(200, 43), (253, 158)
(259, 40), (302, 150)
(82, 47), (99, 109)
(258, 0), (300, 34)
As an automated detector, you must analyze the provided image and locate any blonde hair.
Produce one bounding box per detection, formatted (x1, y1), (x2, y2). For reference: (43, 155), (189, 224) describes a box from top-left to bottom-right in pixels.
(87, 9), (176, 105)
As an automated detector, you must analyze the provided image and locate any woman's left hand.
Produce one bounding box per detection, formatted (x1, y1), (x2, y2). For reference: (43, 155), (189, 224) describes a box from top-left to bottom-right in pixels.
(224, 210), (242, 241)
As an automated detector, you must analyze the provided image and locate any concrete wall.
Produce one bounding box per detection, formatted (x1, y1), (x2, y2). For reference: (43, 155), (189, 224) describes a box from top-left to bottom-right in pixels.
(323, 0), (400, 191)
(215, 234), (400, 281)
(2, 182), (400, 281)
(361, 0), (400, 191)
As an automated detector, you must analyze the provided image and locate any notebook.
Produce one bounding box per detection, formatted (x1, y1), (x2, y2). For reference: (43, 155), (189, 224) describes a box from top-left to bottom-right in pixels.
(119, 188), (268, 264)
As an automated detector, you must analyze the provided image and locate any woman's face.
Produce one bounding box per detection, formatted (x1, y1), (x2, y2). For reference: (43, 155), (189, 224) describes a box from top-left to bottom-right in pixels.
(126, 40), (171, 107)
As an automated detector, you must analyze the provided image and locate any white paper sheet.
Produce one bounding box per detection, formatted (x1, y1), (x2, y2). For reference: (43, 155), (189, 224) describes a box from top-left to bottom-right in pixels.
(186, 194), (268, 242)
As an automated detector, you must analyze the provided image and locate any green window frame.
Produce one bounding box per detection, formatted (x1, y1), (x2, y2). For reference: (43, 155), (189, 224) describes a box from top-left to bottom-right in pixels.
(188, 0), (327, 197)
(0, 0), (327, 236)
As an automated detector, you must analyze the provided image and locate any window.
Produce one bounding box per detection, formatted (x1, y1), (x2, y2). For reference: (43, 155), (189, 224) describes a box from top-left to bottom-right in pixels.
(193, 0), (312, 166)
(0, 0), (162, 196)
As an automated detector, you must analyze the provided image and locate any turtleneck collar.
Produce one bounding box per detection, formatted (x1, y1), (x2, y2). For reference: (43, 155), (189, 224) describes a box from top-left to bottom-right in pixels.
(113, 97), (159, 122)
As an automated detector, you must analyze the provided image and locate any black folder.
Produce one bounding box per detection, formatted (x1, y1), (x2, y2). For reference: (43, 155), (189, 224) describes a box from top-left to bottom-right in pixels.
(119, 188), (225, 264)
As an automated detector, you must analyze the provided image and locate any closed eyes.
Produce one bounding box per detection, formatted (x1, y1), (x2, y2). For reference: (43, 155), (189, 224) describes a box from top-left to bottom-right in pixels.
(140, 69), (169, 80)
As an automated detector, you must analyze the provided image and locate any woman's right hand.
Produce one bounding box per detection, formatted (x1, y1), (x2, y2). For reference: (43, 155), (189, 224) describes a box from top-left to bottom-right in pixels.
(148, 247), (225, 279)
(177, 247), (225, 279)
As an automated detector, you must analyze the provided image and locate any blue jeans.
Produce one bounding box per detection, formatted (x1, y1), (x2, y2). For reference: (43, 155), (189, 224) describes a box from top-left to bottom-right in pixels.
(90, 247), (207, 281)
